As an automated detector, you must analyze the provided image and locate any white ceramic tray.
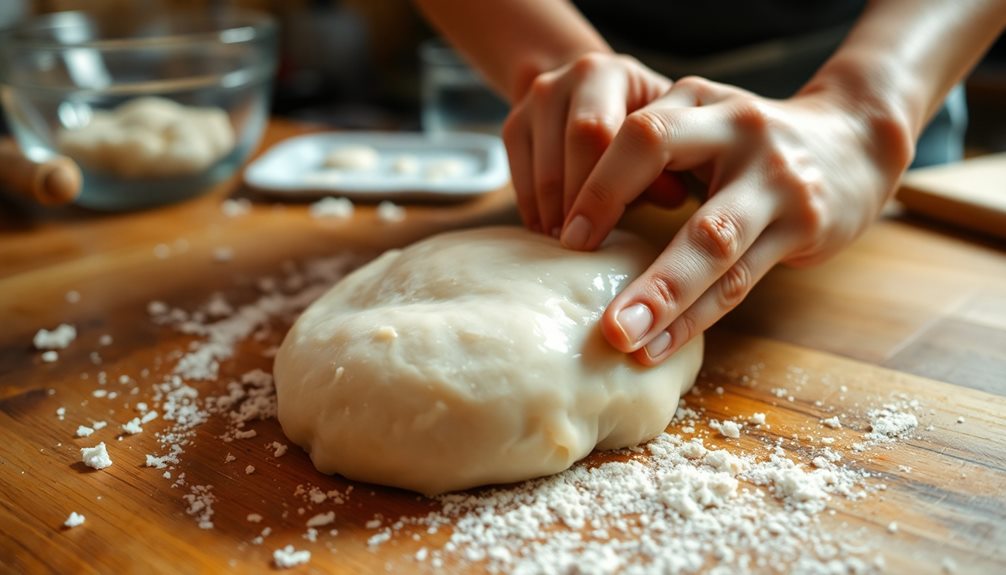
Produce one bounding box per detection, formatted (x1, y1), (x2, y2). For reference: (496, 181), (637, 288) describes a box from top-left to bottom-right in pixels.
(243, 131), (509, 201)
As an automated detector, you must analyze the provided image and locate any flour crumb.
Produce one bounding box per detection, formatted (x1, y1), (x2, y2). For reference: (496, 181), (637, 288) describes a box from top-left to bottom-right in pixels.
(63, 512), (85, 528)
(887, 521), (898, 533)
(213, 247), (234, 263)
(273, 545), (311, 569)
(41, 351), (59, 363)
(221, 198), (252, 218)
(75, 425), (94, 438)
(306, 511), (336, 528)
(247, 513), (263, 523)
(271, 441), (289, 458)
(749, 412), (766, 425)
(310, 196), (355, 220)
(376, 201), (405, 223)
(121, 418), (143, 435)
(34, 324), (77, 350)
(65, 290), (81, 304)
(56, 407), (66, 420)
(955, 416), (964, 424)
(710, 419), (741, 439)
(245, 465), (255, 475)
(80, 442), (112, 469)
(820, 416), (842, 429)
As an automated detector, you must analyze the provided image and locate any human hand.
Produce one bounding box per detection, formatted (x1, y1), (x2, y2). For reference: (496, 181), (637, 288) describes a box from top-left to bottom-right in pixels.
(502, 53), (688, 237)
(557, 75), (913, 365)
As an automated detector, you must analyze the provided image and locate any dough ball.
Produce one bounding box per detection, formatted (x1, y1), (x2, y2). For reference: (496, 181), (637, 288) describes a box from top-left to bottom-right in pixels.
(274, 227), (704, 495)
(424, 157), (466, 181)
(323, 145), (380, 171)
(389, 154), (420, 175)
(54, 97), (235, 179)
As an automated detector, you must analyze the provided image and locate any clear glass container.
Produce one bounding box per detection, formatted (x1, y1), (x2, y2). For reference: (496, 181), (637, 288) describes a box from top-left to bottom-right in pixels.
(0, 9), (277, 210)
(420, 38), (508, 137)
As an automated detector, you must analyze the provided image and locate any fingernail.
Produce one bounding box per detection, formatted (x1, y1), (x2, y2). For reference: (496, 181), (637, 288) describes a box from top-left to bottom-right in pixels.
(560, 215), (592, 250)
(615, 303), (653, 345)
(644, 331), (671, 359)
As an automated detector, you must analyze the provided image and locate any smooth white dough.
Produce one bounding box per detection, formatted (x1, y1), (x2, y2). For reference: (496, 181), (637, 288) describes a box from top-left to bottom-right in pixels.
(274, 226), (704, 495)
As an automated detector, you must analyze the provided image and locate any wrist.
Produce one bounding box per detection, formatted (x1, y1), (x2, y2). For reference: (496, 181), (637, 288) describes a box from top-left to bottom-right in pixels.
(800, 53), (917, 184)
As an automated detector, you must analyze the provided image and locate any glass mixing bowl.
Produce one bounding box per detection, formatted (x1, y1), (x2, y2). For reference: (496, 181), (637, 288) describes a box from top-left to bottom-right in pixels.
(0, 9), (277, 210)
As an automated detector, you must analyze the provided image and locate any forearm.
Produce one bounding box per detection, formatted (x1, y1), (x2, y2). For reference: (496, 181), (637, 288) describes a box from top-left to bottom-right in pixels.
(413, 0), (610, 102)
(804, 0), (1006, 161)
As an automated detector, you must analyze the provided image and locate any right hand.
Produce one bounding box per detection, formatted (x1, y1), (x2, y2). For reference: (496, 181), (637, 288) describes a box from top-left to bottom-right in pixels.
(503, 53), (684, 236)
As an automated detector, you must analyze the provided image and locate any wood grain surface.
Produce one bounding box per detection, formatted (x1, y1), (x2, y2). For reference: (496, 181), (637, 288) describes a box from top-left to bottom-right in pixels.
(1, 120), (1004, 574)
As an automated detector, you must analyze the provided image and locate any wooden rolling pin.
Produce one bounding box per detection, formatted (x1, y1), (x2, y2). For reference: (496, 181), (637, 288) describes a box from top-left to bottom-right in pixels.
(0, 138), (82, 205)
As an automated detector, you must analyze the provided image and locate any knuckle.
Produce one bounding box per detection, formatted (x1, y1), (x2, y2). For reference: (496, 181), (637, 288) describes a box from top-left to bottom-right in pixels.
(673, 311), (700, 345)
(674, 75), (706, 92)
(529, 74), (554, 100)
(582, 180), (614, 206)
(762, 147), (829, 236)
(732, 99), (772, 134)
(570, 53), (605, 77)
(622, 111), (668, 153)
(691, 210), (742, 262)
(719, 259), (753, 309)
(568, 115), (617, 149)
(501, 112), (524, 147)
(645, 273), (684, 316)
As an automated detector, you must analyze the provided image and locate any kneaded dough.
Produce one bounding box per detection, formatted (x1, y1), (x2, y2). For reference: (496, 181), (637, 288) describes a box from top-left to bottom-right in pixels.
(274, 226), (703, 495)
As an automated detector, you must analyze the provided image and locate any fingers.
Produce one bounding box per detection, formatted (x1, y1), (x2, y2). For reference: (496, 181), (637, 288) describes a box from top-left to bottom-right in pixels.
(629, 228), (794, 365)
(560, 104), (735, 251)
(599, 177), (782, 354)
(501, 103), (538, 231)
(563, 66), (627, 218)
(530, 76), (570, 236)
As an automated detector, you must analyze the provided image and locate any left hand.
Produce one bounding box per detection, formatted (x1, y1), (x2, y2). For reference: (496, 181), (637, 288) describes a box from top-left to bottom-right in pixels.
(558, 75), (913, 365)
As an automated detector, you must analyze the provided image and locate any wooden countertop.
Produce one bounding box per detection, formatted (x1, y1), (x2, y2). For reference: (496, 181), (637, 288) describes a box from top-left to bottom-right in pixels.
(1, 120), (1004, 574)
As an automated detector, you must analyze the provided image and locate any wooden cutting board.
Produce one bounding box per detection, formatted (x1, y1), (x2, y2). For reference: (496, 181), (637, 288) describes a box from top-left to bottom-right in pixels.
(1, 121), (1004, 574)
(898, 152), (1006, 240)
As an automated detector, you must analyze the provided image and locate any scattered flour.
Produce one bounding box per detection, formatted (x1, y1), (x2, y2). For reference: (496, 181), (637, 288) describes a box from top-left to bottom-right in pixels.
(34, 324), (77, 350)
(866, 405), (919, 443)
(273, 545), (311, 569)
(63, 512), (85, 528)
(45, 248), (926, 572)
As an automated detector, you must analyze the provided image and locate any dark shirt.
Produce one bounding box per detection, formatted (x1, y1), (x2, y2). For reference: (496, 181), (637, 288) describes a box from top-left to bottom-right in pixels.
(575, 0), (866, 58)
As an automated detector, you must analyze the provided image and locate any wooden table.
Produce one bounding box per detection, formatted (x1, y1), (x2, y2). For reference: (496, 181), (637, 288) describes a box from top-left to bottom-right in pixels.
(1, 120), (1004, 574)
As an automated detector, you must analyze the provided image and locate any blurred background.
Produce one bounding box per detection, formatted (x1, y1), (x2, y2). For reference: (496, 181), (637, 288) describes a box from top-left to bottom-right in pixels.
(2, 0), (1005, 153)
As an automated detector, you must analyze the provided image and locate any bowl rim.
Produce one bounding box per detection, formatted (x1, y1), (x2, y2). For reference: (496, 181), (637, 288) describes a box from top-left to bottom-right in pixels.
(1, 8), (277, 52)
